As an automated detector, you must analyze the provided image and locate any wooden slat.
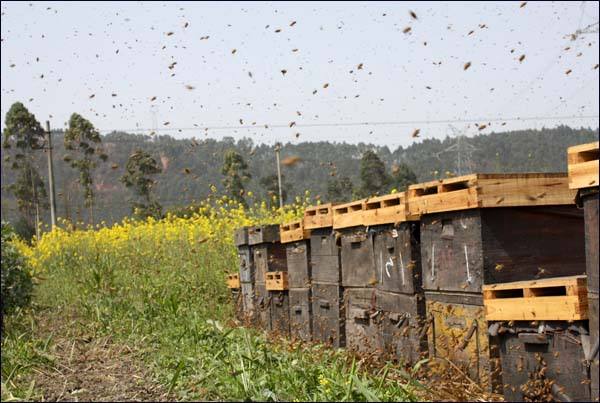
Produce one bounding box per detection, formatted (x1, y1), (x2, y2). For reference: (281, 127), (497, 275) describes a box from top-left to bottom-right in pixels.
(484, 296), (588, 321)
(304, 203), (335, 229)
(407, 173), (575, 215)
(227, 274), (241, 289)
(568, 141), (599, 190)
(266, 271), (289, 291)
(362, 192), (418, 226)
(482, 275), (586, 292)
(280, 219), (310, 244)
(332, 199), (366, 229)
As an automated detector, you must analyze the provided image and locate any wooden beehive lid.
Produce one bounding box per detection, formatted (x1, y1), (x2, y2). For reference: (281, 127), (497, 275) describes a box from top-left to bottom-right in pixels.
(248, 224), (280, 245)
(303, 203), (335, 229)
(266, 271), (289, 291)
(233, 227), (249, 246)
(280, 219), (311, 244)
(363, 192), (419, 226)
(567, 141), (599, 190)
(332, 199), (366, 229)
(482, 275), (587, 321)
(226, 274), (241, 289)
(407, 173), (576, 215)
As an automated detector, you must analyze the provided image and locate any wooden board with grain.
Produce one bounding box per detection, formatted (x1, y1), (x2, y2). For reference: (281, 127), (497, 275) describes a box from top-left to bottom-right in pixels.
(568, 141), (599, 190)
(362, 192), (418, 226)
(407, 173), (576, 215)
(266, 271), (289, 291)
(482, 275), (588, 321)
(227, 274), (241, 289)
(332, 199), (366, 229)
(304, 203), (335, 229)
(280, 219), (311, 244)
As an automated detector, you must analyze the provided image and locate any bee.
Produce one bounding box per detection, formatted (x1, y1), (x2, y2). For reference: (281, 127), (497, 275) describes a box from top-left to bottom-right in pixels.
(565, 69), (572, 75)
(281, 69), (287, 75)
(409, 10), (418, 19)
(150, 96), (157, 101)
(289, 121), (296, 127)
(520, 2), (527, 8)
(289, 21), (296, 27)
(185, 84), (195, 90)
(323, 83), (329, 88)
(403, 26), (412, 34)
(231, 49), (237, 54)
(494, 263), (504, 271)
(464, 61), (472, 70)
(312, 90), (317, 95)
(357, 63), (363, 70)
(166, 31), (174, 36)
(411, 128), (420, 138)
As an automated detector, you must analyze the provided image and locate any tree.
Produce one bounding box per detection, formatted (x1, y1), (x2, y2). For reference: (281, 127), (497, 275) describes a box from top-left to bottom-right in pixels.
(221, 150), (251, 207)
(120, 150), (162, 219)
(389, 163), (417, 192)
(64, 113), (107, 224)
(2, 102), (48, 237)
(357, 150), (389, 198)
(259, 173), (291, 208)
(327, 175), (354, 203)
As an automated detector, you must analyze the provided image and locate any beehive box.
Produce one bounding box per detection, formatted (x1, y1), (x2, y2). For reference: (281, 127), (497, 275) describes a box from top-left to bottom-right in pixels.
(241, 282), (256, 324)
(252, 242), (287, 284)
(286, 240), (311, 288)
(254, 283), (271, 331)
(304, 203), (335, 230)
(376, 290), (427, 365)
(425, 292), (502, 392)
(482, 276), (588, 321)
(280, 220), (311, 244)
(269, 290), (290, 336)
(229, 287), (244, 322)
(589, 293), (599, 402)
(340, 228), (377, 288)
(238, 245), (254, 283)
(234, 226), (250, 247)
(372, 222), (422, 295)
(332, 199), (366, 230)
(363, 192), (418, 226)
(227, 273), (241, 289)
(568, 141), (599, 190)
(311, 282), (345, 348)
(419, 205), (585, 294)
(581, 189), (599, 294)
(310, 227), (341, 284)
(289, 288), (312, 342)
(344, 288), (379, 355)
(493, 321), (591, 402)
(248, 224), (281, 245)
(408, 173), (576, 216)
(266, 271), (289, 291)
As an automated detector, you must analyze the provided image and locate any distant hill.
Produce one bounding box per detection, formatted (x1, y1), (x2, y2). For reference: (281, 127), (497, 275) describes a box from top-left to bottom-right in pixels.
(1, 125), (597, 225)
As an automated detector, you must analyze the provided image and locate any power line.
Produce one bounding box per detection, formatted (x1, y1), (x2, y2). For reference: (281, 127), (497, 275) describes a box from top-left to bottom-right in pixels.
(96, 114), (600, 134)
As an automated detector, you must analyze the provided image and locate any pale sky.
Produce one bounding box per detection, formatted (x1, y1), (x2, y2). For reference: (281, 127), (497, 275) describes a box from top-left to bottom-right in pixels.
(1, 1), (599, 149)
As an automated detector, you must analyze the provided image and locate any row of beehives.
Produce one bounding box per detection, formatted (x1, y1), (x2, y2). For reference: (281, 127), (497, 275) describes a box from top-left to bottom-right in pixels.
(227, 141), (599, 402)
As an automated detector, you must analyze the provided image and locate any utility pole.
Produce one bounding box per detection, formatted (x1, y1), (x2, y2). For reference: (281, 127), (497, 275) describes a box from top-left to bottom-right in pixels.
(45, 121), (57, 229)
(274, 142), (283, 209)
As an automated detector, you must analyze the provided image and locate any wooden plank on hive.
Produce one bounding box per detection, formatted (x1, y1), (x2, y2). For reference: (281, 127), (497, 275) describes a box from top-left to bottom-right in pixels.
(227, 274), (241, 289)
(483, 296), (588, 321)
(482, 275), (586, 292)
(568, 141), (599, 190)
(332, 199), (365, 229)
(280, 219), (310, 244)
(304, 203), (335, 229)
(266, 271), (289, 291)
(363, 192), (418, 226)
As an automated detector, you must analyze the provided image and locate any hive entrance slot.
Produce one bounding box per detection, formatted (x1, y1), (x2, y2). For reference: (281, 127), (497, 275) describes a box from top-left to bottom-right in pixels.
(526, 286), (567, 297)
(382, 197), (400, 207)
(318, 208), (329, 215)
(415, 186), (438, 196)
(366, 201), (381, 210)
(491, 289), (524, 299)
(441, 180), (469, 192)
(575, 149), (599, 163)
(306, 210), (317, 216)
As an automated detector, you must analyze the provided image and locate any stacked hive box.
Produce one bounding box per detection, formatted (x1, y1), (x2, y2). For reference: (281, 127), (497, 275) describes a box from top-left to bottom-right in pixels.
(333, 199), (379, 355)
(226, 274), (243, 321)
(408, 173), (585, 392)
(248, 225), (287, 332)
(363, 193), (428, 365)
(483, 276), (590, 401)
(280, 220), (312, 341)
(307, 204), (345, 348)
(568, 141), (599, 402)
(235, 227), (256, 325)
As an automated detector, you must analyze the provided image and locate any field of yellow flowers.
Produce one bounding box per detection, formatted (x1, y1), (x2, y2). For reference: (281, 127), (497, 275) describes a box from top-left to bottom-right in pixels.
(2, 194), (425, 401)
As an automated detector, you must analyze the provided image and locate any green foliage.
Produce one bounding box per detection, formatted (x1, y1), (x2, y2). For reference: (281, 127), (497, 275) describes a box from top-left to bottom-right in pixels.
(120, 150), (162, 219)
(64, 113), (106, 210)
(389, 163), (417, 192)
(221, 150), (251, 207)
(1, 222), (33, 332)
(327, 175), (354, 203)
(357, 150), (389, 198)
(2, 102), (45, 158)
(259, 173), (291, 207)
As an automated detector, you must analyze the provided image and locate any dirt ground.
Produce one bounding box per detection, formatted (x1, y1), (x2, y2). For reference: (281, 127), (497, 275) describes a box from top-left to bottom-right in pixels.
(28, 314), (170, 402)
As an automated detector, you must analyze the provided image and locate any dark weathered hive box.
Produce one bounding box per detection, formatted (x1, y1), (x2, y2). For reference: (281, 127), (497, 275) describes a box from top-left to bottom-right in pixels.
(234, 226), (250, 246)
(252, 243), (287, 284)
(419, 206), (585, 294)
(376, 290), (427, 365)
(289, 288), (312, 342)
(311, 282), (345, 348)
(269, 290), (290, 336)
(344, 288), (379, 355)
(254, 283), (271, 331)
(340, 228), (376, 288)
(372, 222), (422, 295)
(286, 240), (311, 289)
(237, 245), (254, 283)
(492, 321), (590, 402)
(310, 227), (341, 284)
(248, 224), (280, 245)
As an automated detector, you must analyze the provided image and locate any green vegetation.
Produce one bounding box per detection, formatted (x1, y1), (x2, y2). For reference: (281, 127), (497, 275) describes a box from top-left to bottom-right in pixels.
(121, 149), (163, 219)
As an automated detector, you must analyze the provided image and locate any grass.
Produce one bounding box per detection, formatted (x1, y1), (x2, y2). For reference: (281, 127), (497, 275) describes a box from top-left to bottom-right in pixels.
(1, 220), (423, 401)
